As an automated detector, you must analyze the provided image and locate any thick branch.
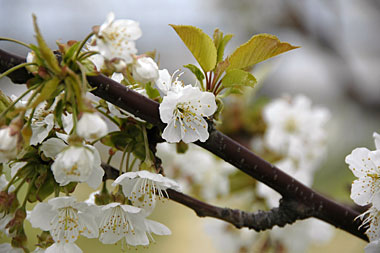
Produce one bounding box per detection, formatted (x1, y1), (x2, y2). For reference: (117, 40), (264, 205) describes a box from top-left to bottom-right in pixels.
(101, 162), (312, 231)
(0, 48), (368, 241)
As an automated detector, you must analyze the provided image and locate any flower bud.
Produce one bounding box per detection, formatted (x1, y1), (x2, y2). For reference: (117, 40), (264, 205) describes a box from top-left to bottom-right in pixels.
(132, 57), (159, 83)
(0, 127), (18, 162)
(77, 112), (108, 141)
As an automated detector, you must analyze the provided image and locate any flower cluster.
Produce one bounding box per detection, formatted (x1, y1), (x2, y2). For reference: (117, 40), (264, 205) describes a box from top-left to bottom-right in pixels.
(346, 132), (380, 252)
(0, 8), (345, 253)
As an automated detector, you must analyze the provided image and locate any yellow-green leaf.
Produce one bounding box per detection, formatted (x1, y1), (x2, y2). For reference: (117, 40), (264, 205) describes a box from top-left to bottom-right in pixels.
(228, 33), (299, 70)
(33, 15), (61, 74)
(222, 69), (257, 88)
(184, 64), (205, 82)
(217, 34), (234, 63)
(31, 77), (61, 108)
(170, 25), (217, 72)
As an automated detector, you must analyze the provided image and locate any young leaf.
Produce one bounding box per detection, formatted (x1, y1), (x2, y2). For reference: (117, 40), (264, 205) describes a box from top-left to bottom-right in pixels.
(228, 33), (299, 70)
(145, 82), (160, 99)
(32, 15), (61, 74)
(216, 34), (233, 63)
(183, 64), (205, 83)
(170, 25), (217, 72)
(31, 77), (61, 108)
(222, 69), (257, 88)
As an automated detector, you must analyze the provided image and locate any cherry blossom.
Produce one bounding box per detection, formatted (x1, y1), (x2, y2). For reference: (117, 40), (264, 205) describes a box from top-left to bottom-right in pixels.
(159, 85), (216, 143)
(29, 197), (99, 245)
(50, 143), (104, 189)
(113, 170), (181, 208)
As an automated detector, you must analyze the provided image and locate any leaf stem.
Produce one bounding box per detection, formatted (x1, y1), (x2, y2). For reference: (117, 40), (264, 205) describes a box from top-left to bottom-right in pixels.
(0, 62), (35, 80)
(0, 82), (41, 120)
(0, 37), (31, 49)
(73, 32), (95, 61)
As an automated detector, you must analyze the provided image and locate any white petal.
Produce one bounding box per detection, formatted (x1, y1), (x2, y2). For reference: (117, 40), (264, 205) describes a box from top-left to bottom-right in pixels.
(162, 118), (182, 143)
(145, 219), (171, 235)
(365, 240), (380, 253)
(45, 243), (82, 253)
(29, 202), (55, 230)
(30, 114), (55, 145)
(159, 93), (179, 123)
(351, 178), (377, 206)
(345, 147), (375, 178)
(198, 91), (217, 116)
(125, 229), (149, 246)
(40, 138), (67, 159)
(0, 243), (24, 253)
(374, 132), (380, 150)
(77, 212), (99, 238)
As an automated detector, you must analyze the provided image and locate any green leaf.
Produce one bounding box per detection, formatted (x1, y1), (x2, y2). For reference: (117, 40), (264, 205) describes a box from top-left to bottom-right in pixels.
(54, 99), (64, 129)
(170, 25), (217, 72)
(217, 34), (234, 63)
(63, 41), (81, 63)
(228, 33), (299, 70)
(183, 64), (205, 83)
(31, 76), (61, 108)
(222, 69), (257, 88)
(32, 15), (61, 74)
(145, 82), (160, 99)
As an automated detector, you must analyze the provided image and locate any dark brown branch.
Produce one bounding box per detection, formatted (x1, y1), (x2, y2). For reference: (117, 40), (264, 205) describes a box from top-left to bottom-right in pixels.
(101, 162), (312, 231)
(0, 48), (368, 241)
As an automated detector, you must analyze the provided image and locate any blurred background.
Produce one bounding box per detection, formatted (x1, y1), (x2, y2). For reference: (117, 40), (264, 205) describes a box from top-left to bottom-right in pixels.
(1, 0), (379, 251)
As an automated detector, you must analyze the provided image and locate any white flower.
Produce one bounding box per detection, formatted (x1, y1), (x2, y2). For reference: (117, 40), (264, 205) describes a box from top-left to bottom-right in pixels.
(30, 114), (55, 145)
(76, 112), (108, 141)
(29, 196), (99, 244)
(204, 219), (255, 253)
(0, 127), (18, 163)
(96, 12), (141, 64)
(346, 133), (380, 208)
(366, 239), (380, 253)
(263, 95), (329, 164)
(98, 202), (142, 244)
(132, 57), (159, 83)
(97, 202), (171, 246)
(51, 145), (104, 189)
(157, 143), (234, 200)
(159, 85), (217, 143)
(155, 69), (185, 96)
(0, 243), (23, 253)
(113, 171), (180, 208)
(44, 243), (82, 253)
(359, 206), (380, 242)
(270, 218), (333, 253)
